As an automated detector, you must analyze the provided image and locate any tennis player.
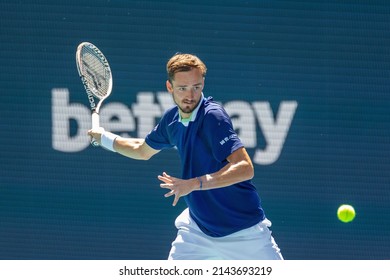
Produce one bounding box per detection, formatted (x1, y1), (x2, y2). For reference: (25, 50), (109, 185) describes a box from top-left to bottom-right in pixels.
(88, 53), (283, 260)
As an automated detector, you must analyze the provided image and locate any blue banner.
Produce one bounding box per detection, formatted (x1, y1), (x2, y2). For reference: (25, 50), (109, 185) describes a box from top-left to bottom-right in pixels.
(0, 0), (389, 260)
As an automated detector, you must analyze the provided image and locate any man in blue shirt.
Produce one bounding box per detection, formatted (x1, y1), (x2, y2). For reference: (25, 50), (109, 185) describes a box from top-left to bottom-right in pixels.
(88, 53), (283, 260)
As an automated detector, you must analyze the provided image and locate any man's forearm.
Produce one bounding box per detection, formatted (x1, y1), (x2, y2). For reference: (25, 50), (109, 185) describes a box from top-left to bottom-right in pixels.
(114, 137), (158, 160)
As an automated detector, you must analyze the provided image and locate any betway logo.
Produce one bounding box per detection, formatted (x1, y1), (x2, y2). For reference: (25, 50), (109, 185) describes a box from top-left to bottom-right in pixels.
(52, 88), (297, 165)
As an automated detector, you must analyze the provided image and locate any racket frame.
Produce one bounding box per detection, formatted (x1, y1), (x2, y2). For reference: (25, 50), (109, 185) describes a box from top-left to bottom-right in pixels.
(75, 42), (113, 146)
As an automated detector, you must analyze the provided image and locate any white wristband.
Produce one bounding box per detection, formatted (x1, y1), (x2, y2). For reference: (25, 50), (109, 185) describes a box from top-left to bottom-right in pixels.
(101, 131), (118, 152)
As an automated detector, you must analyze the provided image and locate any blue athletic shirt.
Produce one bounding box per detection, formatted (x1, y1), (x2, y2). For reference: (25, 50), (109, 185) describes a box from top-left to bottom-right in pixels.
(145, 95), (265, 237)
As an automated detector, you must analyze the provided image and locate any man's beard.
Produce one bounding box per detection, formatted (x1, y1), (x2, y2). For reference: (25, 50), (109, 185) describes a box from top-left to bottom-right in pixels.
(174, 97), (199, 114)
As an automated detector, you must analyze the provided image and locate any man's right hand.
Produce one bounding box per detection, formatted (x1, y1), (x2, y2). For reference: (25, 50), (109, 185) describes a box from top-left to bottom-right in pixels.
(87, 127), (105, 145)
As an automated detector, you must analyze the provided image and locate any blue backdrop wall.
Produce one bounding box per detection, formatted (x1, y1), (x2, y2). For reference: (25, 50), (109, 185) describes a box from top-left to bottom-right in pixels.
(0, 0), (389, 260)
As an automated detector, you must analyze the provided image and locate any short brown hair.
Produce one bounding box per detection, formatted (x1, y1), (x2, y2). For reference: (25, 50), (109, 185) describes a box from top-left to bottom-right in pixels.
(166, 53), (207, 82)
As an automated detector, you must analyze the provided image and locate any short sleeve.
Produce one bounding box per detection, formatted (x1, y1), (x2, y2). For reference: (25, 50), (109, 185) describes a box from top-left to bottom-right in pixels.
(145, 121), (174, 150)
(201, 107), (244, 162)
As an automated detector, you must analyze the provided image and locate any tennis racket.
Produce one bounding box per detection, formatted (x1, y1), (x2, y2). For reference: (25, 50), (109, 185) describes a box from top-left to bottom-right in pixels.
(76, 42), (113, 146)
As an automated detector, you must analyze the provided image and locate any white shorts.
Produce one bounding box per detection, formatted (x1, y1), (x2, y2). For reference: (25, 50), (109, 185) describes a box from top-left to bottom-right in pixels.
(168, 208), (283, 260)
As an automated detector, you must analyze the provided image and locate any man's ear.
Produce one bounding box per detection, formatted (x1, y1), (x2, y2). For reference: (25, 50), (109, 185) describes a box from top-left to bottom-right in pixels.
(166, 80), (173, 93)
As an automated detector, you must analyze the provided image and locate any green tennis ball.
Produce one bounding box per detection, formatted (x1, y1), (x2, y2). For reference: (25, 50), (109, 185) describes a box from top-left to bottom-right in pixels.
(337, 204), (356, 223)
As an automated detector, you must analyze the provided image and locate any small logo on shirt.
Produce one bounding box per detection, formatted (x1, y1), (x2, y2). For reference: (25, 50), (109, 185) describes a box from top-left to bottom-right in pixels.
(219, 134), (236, 145)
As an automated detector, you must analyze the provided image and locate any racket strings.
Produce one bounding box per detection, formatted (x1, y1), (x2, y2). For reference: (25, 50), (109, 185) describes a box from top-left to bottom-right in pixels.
(81, 47), (111, 99)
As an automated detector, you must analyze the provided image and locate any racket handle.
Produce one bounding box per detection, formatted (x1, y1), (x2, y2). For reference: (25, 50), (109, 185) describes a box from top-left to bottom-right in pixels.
(91, 112), (100, 147)
(92, 112), (100, 128)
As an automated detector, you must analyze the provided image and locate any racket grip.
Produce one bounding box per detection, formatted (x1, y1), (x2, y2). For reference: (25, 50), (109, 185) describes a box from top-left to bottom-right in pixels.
(91, 112), (100, 147)
(92, 112), (100, 129)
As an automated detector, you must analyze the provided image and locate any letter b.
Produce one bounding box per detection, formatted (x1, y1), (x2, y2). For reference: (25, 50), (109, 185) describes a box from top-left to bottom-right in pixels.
(52, 88), (90, 152)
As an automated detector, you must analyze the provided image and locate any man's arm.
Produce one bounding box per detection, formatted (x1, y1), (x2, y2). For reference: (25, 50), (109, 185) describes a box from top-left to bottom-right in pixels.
(114, 136), (160, 160)
(159, 146), (254, 206)
(200, 146), (254, 189)
(88, 129), (160, 160)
